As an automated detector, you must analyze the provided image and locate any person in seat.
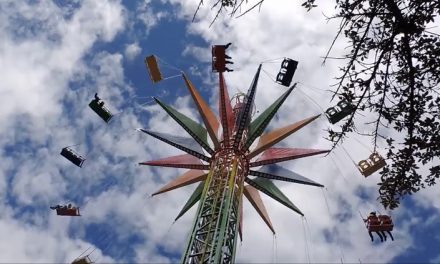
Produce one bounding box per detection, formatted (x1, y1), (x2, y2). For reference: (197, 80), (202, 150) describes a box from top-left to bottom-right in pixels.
(364, 212), (384, 242)
(93, 93), (104, 107)
(379, 214), (394, 241)
(50, 203), (73, 210)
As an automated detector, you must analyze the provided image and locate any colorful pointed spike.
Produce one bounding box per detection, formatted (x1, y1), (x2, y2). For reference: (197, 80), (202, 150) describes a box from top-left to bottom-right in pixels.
(154, 98), (214, 154)
(233, 64), (262, 150)
(152, 170), (208, 196)
(243, 185), (275, 234)
(175, 181), (205, 221)
(250, 147), (329, 167)
(244, 85), (295, 150)
(245, 177), (303, 216)
(219, 72), (234, 146)
(248, 114), (321, 159)
(183, 74), (220, 149)
(138, 129), (210, 162)
(249, 164), (323, 187)
(139, 154), (209, 170)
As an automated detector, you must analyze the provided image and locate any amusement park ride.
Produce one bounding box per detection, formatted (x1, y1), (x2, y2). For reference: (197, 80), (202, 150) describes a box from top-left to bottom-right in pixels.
(56, 44), (393, 264)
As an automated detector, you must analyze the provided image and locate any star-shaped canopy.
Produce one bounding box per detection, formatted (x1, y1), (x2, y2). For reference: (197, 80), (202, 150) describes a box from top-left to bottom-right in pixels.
(139, 68), (328, 237)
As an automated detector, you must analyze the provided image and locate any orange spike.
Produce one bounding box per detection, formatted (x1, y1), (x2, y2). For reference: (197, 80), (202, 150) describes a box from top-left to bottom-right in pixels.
(152, 170), (208, 196)
(248, 114), (321, 159)
(183, 74), (220, 149)
(243, 185), (275, 234)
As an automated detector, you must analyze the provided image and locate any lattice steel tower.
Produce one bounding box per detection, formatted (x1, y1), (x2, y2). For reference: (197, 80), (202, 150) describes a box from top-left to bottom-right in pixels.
(139, 63), (327, 264)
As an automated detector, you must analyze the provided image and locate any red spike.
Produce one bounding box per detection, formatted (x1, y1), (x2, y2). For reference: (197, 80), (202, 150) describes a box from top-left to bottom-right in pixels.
(219, 72), (234, 146)
(250, 148), (329, 167)
(140, 154), (209, 170)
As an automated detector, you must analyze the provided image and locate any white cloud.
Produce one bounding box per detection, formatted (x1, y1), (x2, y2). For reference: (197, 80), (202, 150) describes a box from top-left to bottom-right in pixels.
(1, 0), (438, 263)
(124, 42), (142, 61)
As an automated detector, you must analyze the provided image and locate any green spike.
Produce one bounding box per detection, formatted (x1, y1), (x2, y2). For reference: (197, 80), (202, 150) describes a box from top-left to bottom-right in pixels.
(245, 85), (295, 150)
(175, 181), (205, 221)
(245, 177), (303, 216)
(154, 98), (213, 154)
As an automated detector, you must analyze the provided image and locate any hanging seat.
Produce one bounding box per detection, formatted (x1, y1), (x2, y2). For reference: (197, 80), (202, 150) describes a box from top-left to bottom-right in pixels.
(276, 58), (298, 87)
(56, 207), (80, 216)
(60, 147), (85, 168)
(358, 152), (386, 177)
(366, 217), (382, 232)
(89, 99), (113, 123)
(144, 55), (163, 83)
(325, 100), (355, 124)
(378, 215), (394, 231)
(72, 255), (92, 264)
(212, 45), (227, 72)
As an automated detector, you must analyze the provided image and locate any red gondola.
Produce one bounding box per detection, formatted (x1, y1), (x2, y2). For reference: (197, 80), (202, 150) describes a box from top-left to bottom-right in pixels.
(51, 204), (81, 216)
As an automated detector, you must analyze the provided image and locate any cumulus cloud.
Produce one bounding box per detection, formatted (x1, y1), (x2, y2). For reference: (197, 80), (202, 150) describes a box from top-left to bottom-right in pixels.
(2, 0), (438, 263)
(124, 42), (142, 61)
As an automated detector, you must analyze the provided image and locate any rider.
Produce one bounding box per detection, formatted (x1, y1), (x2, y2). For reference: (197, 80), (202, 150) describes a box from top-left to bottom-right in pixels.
(364, 212), (384, 242)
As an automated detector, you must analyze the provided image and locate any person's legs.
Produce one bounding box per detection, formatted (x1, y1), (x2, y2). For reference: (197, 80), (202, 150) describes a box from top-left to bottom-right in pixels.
(387, 231), (394, 241)
(376, 232), (384, 242)
(368, 231), (374, 242)
(381, 231), (387, 241)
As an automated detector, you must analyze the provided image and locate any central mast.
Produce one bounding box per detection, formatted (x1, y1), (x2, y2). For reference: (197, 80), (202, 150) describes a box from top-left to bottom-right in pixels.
(181, 91), (252, 263)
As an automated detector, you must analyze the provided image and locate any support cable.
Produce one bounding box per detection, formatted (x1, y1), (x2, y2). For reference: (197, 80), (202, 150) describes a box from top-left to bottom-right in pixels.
(329, 152), (350, 184)
(296, 86), (327, 114)
(322, 188), (346, 263)
(301, 217), (311, 264)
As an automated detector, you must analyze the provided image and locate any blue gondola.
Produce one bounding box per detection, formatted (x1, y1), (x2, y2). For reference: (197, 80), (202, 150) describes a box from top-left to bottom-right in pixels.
(60, 147), (85, 167)
(89, 93), (113, 123)
(325, 100), (355, 124)
(276, 58), (298, 87)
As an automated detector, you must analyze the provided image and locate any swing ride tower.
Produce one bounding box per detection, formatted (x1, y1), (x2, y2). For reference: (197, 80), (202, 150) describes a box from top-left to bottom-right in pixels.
(140, 53), (329, 263)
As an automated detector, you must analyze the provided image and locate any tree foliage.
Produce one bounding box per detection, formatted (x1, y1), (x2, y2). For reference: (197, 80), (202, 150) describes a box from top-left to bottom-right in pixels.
(197, 0), (440, 209)
(303, 0), (440, 209)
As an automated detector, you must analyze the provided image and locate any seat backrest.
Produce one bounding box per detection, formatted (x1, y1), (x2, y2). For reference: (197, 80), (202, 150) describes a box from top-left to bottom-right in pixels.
(326, 107), (337, 116)
(358, 160), (370, 169)
(57, 207), (80, 216)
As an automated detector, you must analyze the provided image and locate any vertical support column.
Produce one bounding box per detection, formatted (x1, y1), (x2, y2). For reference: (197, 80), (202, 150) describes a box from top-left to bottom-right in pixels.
(181, 147), (246, 264)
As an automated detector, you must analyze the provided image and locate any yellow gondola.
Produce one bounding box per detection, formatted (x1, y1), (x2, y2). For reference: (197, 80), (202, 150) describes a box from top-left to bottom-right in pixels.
(358, 152), (386, 177)
(144, 55), (163, 83)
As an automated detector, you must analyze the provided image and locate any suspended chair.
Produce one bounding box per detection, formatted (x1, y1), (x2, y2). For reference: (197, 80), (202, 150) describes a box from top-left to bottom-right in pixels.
(378, 214), (394, 232)
(89, 94), (113, 123)
(358, 152), (386, 177)
(144, 55), (163, 83)
(51, 205), (81, 216)
(366, 216), (382, 232)
(325, 100), (355, 124)
(276, 58), (298, 87)
(72, 255), (93, 264)
(212, 45), (226, 72)
(212, 44), (233, 73)
(60, 147), (85, 168)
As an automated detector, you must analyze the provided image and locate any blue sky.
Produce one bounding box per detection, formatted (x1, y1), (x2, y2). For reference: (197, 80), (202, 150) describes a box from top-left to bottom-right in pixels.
(1, 0), (439, 263)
